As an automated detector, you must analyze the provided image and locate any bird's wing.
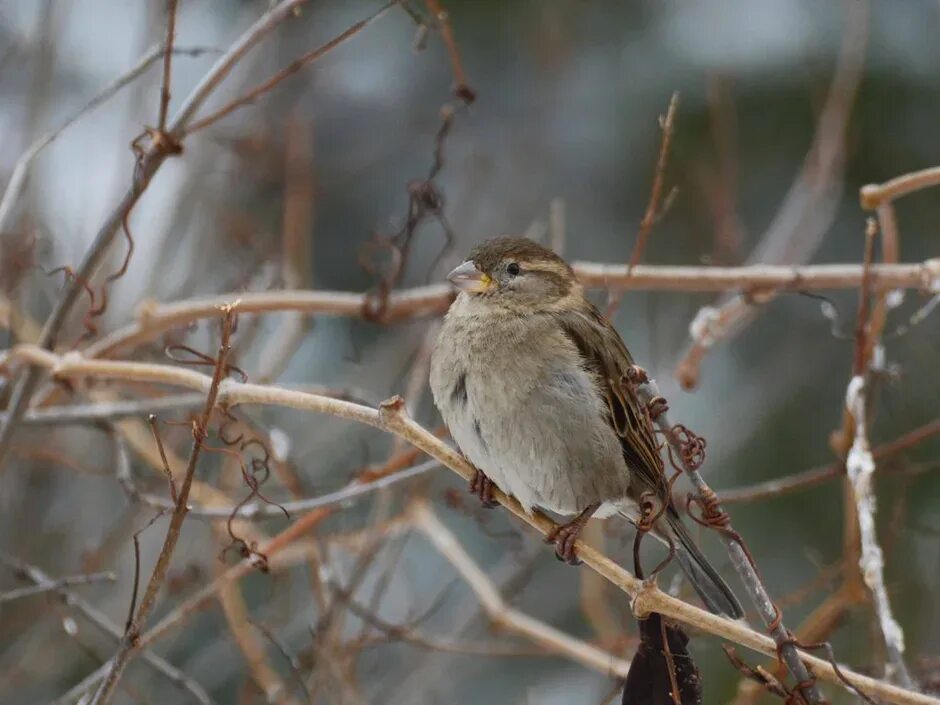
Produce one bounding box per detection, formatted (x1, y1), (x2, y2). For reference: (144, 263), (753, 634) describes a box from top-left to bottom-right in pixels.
(553, 302), (668, 497)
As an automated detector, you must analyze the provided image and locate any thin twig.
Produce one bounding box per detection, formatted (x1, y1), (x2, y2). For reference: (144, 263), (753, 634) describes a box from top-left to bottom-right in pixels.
(122, 457), (439, 518)
(0, 569), (116, 604)
(90, 311), (235, 705)
(607, 91), (680, 316)
(423, 0), (475, 102)
(719, 416), (940, 503)
(157, 0), (181, 132)
(185, 0), (401, 134)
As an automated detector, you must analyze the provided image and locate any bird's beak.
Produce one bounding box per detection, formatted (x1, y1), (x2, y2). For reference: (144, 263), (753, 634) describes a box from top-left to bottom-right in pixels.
(446, 260), (491, 293)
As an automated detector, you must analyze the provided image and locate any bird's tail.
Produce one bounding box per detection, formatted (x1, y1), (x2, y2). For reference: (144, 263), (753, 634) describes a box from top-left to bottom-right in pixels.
(664, 512), (743, 619)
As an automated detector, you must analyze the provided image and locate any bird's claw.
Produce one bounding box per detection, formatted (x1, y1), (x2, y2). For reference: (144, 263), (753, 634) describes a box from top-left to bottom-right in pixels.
(468, 469), (498, 508)
(546, 523), (583, 565)
(545, 502), (600, 566)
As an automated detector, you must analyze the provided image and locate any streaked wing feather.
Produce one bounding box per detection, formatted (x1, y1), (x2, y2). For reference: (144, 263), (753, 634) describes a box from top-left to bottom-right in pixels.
(553, 303), (668, 497)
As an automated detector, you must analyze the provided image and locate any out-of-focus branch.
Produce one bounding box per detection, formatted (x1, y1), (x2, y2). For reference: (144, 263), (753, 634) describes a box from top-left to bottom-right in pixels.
(0, 43), (214, 238)
(4, 347), (938, 704)
(70, 260), (940, 361)
(607, 91), (680, 317)
(423, 0), (475, 102)
(0, 0), (312, 473)
(719, 416), (940, 504)
(0, 566), (115, 603)
(156, 0), (180, 132)
(123, 457), (438, 518)
(674, 0), (868, 389)
(0, 554), (213, 705)
(411, 502), (631, 677)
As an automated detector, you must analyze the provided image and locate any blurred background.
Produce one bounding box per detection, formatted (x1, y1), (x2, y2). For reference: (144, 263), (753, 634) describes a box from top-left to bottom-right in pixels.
(0, 1), (938, 703)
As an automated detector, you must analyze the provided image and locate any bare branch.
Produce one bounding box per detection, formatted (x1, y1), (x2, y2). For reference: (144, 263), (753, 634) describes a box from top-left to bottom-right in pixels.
(8, 348), (935, 704)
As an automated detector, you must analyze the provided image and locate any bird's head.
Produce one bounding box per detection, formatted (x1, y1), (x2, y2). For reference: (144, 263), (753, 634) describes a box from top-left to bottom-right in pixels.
(446, 237), (579, 310)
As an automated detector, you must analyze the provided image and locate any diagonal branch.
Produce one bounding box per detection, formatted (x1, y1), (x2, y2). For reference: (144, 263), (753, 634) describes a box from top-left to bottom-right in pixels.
(3, 346), (937, 705)
(89, 310), (235, 705)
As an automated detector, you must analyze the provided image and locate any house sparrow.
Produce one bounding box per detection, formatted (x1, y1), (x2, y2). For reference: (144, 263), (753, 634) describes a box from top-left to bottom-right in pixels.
(429, 237), (743, 618)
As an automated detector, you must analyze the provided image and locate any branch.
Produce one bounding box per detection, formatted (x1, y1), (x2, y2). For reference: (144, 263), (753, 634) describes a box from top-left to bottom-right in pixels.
(0, 43), (215, 237)
(574, 260), (939, 292)
(69, 259), (940, 361)
(674, 0), (868, 389)
(5, 347), (938, 704)
(411, 501), (631, 677)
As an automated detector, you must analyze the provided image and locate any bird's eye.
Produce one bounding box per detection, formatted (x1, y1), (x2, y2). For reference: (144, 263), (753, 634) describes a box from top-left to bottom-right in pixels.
(506, 262), (520, 276)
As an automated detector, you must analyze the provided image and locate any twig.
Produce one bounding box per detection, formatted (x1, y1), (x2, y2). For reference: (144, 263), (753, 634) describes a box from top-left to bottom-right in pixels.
(423, 0), (475, 102)
(719, 416), (940, 503)
(0, 569), (115, 603)
(635, 376), (825, 704)
(90, 311), (235, 705)
(123, 457), (439, 518)
(607, 91), (680, 317)
(1, 392), (208, 425)
(853, 218), (878, 375)
(3, 349), (938, 704)
(0, 0), (310, 474)
(157, 0), (181, 131)
(185, 0), (401, 134)
(860, 165), (940, 209)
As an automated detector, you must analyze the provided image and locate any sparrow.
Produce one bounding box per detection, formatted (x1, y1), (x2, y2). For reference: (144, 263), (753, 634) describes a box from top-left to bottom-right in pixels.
(429, 237), (743, 618)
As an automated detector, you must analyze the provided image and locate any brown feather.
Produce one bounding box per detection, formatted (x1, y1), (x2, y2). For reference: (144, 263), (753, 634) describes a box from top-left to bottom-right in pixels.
(552, 301), (669, 499)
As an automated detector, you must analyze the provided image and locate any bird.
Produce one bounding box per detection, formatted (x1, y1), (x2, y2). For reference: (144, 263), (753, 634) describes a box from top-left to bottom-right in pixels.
(429, 236), (743, 619)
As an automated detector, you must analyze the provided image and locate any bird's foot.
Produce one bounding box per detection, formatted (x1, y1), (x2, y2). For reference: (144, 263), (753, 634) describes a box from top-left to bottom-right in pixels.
(545, 503), (601, 565)
(468, 468), (498, 508)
